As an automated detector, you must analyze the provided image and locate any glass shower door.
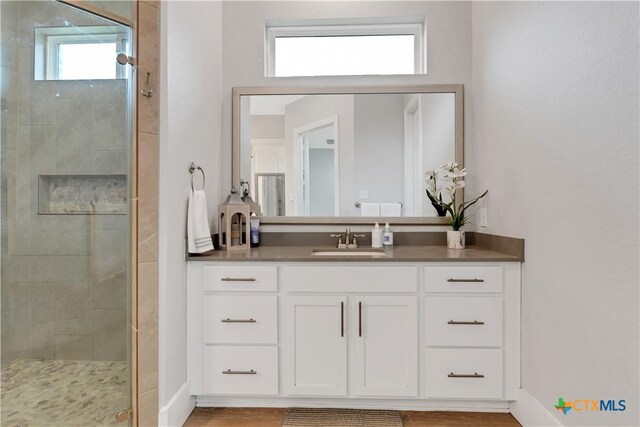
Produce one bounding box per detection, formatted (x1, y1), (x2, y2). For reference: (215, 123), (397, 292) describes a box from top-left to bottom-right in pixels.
(1, 1), (134, 425)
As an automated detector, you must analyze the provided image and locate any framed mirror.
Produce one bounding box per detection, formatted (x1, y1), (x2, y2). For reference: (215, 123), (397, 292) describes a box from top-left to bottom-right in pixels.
(232, 85), (463, 224)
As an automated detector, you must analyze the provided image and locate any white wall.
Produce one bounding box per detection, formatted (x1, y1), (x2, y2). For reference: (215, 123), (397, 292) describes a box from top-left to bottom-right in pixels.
(284, 95), (354, 215)
(240, 96), (252, 183)
(354, 94), (405, 208)
(471, 2), (639, 425)
(420, 93), (455, 215)
(222, 0), (473, 200)
(158, 0), (223, 422)
(250, 115), (285, 139)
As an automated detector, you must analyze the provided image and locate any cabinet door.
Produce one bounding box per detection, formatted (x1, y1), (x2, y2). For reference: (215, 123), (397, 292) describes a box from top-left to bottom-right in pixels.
(353, 296), (418, 397)
(284, 296), (347, 396)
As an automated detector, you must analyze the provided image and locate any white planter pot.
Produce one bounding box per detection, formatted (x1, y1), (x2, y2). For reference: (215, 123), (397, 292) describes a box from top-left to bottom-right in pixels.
(447, 230), (465, 249)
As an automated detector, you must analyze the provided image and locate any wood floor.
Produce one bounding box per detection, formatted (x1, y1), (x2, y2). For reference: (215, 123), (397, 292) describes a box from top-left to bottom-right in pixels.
(184, 407), (522, 427)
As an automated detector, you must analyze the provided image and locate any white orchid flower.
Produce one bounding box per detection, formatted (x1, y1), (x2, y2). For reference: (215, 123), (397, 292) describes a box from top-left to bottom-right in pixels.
(429, 160), (488, 231)
(440, 162), (458, 171)
(426, 181), (436, 194)
(449, 167), (467, 178)
(425, 170), (438, 193)
(437, 183), (455, 197)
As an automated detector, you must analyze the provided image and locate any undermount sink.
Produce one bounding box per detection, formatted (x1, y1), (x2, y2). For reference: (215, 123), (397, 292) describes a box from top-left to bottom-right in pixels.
(311, 248), (389, 257)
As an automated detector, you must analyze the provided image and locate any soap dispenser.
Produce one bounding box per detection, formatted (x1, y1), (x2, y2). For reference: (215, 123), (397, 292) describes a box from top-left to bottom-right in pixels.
(371, 223), (383, 248)
(383, 222), (394, 247)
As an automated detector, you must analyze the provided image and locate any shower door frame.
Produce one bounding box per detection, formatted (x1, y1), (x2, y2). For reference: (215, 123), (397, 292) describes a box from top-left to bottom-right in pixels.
(56, 1), (139, 425)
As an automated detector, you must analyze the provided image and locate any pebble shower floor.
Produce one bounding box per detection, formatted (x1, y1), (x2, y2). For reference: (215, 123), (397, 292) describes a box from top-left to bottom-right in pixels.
(1, 359), (127, 426)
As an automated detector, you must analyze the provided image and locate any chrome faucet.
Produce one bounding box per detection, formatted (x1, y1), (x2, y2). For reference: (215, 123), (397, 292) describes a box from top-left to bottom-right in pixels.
(330, 228), (366, 248)
(351, 233), (366, 248)
(329, 233), (345, 248)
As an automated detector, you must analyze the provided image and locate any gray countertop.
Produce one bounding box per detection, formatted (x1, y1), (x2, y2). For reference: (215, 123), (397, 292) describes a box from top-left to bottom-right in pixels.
(187, 245), (523, 262)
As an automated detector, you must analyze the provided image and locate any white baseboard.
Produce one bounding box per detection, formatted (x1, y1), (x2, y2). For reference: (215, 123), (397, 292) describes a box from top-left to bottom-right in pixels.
(159, 382), (195, 427)
(196, 396), (510, 412)
(510, 389), (563, 426)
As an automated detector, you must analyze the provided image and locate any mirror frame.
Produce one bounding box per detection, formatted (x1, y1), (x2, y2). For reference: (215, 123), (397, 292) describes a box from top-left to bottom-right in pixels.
(232, 84), (464, 225)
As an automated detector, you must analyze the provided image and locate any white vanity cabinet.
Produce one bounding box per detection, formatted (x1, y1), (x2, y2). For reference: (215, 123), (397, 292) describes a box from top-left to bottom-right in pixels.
(188, 260), (521, 411)
(283, 295), (418, 398)
(281, 266), (418, 398)
(284, 296), (348, 396)
(423, 265), (519, 401)
(192, 265), (279, 396)
(353, 296), (418, 397)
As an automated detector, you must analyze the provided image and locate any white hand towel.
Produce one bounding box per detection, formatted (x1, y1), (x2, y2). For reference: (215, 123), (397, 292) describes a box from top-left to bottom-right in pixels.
(360, 203), (380, 216)
(188, 189), (214, 254)
(380, 203), (402, 216)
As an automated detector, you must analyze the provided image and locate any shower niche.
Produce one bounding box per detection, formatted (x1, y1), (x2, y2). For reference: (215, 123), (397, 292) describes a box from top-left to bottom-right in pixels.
(38, 175), (127, 215)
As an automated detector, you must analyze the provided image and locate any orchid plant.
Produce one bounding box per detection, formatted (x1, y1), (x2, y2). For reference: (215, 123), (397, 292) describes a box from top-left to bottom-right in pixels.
(425, 169), (448, 217)
(425, 162), (488, 231)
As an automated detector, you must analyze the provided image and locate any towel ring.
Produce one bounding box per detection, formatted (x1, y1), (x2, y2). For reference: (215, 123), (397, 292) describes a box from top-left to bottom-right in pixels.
(188, 162), (205, 191)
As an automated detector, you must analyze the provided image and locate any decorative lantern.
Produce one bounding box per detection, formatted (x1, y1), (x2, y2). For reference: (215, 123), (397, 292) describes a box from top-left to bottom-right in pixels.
(218, 188), (250, 251)
(241, 194), (262, 217)
(240, 179), (262, 216)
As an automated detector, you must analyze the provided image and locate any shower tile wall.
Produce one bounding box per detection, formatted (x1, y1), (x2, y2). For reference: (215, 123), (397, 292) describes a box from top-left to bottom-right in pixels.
(1, 1), (128, 363)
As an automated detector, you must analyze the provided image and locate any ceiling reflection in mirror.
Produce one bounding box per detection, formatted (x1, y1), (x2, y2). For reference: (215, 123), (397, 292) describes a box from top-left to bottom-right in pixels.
(238, 91), (458, 218)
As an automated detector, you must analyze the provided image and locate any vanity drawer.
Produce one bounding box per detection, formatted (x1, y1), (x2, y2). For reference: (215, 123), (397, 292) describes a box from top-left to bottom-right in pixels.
(203, 346), (278, 395)
(425, 348), (503, 399)
(424, 266), (502, 293)
(425, 296), (503, 347)
(203, 265), (277, 292)
(204, 295), (277, 344)
(282, 266), (417, 293)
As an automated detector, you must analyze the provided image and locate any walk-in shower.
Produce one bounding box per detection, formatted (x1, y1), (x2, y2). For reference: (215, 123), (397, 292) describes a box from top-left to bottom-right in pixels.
(1, 1), (134, 425)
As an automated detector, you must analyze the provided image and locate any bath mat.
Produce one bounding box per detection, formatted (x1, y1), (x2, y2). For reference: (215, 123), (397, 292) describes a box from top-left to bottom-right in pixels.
(282, 408), (403, 426)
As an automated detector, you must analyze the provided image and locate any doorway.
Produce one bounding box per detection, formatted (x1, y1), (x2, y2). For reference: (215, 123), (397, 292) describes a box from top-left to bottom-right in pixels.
(294, 117), (339, 216)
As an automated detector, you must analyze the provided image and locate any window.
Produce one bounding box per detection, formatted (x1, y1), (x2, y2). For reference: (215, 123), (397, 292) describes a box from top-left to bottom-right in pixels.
(266, 20), (425, 77)
(35, 26), (129, 80)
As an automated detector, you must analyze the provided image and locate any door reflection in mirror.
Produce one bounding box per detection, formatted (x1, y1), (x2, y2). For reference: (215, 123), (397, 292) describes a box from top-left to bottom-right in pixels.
(297, 120), (338, 216)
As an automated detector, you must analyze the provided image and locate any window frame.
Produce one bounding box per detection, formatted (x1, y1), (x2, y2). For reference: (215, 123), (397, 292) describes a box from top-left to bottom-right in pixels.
(265, 21), (426, 77)
(34, 25), (129, 81)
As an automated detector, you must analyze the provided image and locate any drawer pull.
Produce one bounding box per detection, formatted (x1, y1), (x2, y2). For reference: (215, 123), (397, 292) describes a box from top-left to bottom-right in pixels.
(340, 302), (344, 337)
(222, 369), (257, 375)
(447, 320), (485, 325)
(358, 301), (362, 337)
(448, 372), (485, 378)
(447, 278), (485, 283)
(221, 318), (256, 323)
(221, 277), (256, 282)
